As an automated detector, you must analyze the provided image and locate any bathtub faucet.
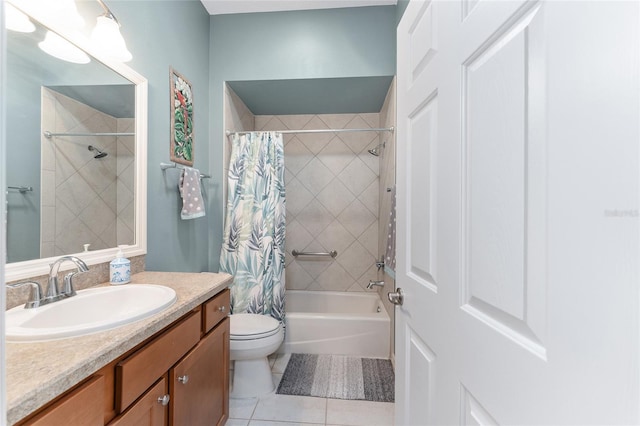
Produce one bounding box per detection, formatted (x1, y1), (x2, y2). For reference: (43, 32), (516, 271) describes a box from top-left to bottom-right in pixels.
(367, 280), (385, 289)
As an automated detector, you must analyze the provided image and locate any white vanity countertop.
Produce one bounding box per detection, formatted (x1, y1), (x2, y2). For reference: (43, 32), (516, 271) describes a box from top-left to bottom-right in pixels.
(5, 271), (233, 425)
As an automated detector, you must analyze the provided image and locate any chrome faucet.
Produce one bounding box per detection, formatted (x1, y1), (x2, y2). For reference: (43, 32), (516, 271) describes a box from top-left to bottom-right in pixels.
(46, 255), (89, 302)
(367, 280), (385, 289)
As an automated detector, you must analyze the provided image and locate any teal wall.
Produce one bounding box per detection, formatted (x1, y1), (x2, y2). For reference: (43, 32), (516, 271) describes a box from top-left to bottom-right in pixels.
(397, 0), (410, 24)
(110, 1), (212, 272)
(208, 6), (397, 271)
(4, 3), (397, 272)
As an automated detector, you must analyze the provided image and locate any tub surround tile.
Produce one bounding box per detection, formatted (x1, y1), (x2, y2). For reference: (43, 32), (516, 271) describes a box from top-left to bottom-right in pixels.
(316, 263), (354, 292)
(338, 158), (377, 198)
(278, 114), (315, 131)
(338, 240), (376, 281)
(318, 137), (353, 176)
(318, 113), (356, 130)
(315, 220), (355, 256)
(257, 112), (381, 293)
(6, 271), (232, 425)
(285, 262), (314, 290)
(316, 179), (353, 218)
(284, 137), (315, 176)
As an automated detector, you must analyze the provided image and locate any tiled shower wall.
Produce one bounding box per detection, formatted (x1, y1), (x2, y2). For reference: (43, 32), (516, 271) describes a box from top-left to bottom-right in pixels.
(223, 86), (384, 292)
(377, 79), (397, 353)
(41, 89), (134, 257)
(256, 114), (380, 292)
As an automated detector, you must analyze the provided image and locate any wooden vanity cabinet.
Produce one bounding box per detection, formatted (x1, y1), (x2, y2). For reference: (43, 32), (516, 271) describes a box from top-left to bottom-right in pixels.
(170, 317), (230, 426)
(16, 288), (230, 426)
(108, 377), (168, 426)
(18, 375), (105, 426)
(112, 288), (230, 426)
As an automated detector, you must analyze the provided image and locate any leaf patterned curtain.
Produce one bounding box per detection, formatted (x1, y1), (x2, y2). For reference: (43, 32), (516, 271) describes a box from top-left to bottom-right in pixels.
(219, 132), (286, 322)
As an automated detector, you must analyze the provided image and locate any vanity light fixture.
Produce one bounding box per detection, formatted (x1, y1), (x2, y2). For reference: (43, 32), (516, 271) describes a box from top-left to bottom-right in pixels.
(5, 3), (35, 33)
(34, 0), (85, 30)
(38, 31), (91, 64)
(90, 0), (132, 62)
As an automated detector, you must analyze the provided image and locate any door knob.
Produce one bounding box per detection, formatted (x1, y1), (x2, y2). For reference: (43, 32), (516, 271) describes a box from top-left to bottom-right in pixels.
(157, 394), (170, 406)
(388, 288), (404, 306)
(178, 375), (189, 384)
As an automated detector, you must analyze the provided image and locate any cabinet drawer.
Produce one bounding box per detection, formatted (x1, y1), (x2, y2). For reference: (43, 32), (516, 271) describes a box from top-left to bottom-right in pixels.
(116, 311), (201, 412)
(203, 289), (230, 334)
(21, 375), (104, 426)
(108, 377), (168, 426)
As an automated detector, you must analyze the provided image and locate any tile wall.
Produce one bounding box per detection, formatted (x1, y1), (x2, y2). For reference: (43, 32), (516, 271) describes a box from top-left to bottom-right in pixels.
(377, 79), (397, 354)
(223, 85), (387, 293)
(256, 113), (380, 292)
(41, 89), (134, 257)
(116, 118), (135, 246)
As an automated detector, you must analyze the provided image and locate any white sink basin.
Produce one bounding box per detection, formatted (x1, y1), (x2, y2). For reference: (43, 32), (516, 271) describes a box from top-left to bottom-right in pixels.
(5, 284), (177, 342)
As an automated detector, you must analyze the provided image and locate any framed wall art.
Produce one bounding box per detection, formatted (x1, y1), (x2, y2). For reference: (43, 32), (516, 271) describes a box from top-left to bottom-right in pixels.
(170, 67), (194, 166)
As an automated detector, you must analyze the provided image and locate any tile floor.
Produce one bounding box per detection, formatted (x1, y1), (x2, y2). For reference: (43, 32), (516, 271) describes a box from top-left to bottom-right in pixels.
(227, 353), (395, 426)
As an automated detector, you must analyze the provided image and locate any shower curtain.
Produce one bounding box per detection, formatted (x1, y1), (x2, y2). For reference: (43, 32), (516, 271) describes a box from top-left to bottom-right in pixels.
(220, 131), (286, 322)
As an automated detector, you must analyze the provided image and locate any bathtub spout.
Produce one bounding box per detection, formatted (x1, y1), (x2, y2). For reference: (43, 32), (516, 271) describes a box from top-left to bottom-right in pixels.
(367, 280), (385, 289)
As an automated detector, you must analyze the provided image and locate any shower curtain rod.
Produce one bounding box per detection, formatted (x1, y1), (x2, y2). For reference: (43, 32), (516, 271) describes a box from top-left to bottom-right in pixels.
(226, 127), (394, 136)
(44, 131), (135, 138)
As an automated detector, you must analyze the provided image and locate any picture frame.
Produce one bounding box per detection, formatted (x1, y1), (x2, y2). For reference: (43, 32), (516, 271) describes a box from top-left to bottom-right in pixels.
(169, 67), (194, 166)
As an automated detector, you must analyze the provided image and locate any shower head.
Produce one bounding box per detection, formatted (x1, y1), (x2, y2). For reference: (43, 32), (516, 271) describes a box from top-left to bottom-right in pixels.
(88, 145), (108, 159)
(368, 141), (386, 157)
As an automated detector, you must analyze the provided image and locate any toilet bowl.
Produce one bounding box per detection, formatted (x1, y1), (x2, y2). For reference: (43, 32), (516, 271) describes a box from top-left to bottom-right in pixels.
(230, 313), (284, 398)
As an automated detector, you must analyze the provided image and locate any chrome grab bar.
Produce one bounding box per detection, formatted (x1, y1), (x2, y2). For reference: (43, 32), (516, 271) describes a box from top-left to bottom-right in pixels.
(292, 250), (338, 258)
(8, 186), (33, 193)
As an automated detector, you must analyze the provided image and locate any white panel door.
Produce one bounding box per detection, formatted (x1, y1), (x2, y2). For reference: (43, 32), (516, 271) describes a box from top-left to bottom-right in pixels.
(395, 1), (640, 424)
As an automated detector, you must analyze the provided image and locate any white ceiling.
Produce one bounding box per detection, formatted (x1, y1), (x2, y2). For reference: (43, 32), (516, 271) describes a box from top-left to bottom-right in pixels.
(200, 0), (397, 16)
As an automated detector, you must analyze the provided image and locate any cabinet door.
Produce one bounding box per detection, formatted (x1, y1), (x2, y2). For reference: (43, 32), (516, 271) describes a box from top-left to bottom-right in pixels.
(21, 375), (104, 426)
(170, 317), (229, 426)
(108, 377), (168, 426)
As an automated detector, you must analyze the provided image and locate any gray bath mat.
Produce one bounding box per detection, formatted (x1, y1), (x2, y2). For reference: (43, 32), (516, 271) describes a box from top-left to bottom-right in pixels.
(277, 353), (395, 402)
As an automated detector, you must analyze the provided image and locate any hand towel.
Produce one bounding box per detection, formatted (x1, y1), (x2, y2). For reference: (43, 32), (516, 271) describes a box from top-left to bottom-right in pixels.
(179, 167), (205, 219)
(384, 185), (396, 278)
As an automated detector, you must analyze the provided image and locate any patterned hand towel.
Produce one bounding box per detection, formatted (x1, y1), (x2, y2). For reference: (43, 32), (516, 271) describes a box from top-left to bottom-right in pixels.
(384, 185), (396, 278)
(179, 167), (205, 219)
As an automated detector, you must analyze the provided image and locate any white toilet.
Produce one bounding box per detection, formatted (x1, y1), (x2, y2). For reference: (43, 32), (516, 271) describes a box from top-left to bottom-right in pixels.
(230, 313), (284, 398)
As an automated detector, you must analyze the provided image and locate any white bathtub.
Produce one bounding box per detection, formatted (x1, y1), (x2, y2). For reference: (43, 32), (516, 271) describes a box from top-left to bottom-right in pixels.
(279, 290), (390, 358)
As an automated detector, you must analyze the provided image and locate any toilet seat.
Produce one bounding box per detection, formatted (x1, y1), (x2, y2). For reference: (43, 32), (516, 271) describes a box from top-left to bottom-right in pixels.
(230, 313), (281, 341)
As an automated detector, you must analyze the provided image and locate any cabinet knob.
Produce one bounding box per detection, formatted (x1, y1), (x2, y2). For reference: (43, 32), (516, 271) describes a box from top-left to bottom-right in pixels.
(178, 375), (189, 384)
(157, 395), (170, 406)
(218, 305), (226, 312)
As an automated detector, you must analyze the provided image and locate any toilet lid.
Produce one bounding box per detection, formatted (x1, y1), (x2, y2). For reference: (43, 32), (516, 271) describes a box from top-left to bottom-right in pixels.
(230, 313), (281, 340)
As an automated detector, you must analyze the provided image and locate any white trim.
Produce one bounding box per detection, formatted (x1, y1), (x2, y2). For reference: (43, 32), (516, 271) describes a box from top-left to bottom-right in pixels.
(5, 0), (147, 282)
(1, 1), (7, 422)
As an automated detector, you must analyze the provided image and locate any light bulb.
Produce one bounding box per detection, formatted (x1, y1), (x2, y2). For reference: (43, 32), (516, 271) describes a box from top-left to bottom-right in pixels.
(38, 31), (90, 64)
(90, 15), (132, 62)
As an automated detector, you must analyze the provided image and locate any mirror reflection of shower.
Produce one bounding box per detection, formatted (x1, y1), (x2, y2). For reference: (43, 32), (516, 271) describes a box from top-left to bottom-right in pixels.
(368, 141), (386, 156)
(88, 145), (108, 158)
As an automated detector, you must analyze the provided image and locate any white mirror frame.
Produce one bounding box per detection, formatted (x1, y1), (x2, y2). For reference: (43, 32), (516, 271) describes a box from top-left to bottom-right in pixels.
(5, 0), (147, 281)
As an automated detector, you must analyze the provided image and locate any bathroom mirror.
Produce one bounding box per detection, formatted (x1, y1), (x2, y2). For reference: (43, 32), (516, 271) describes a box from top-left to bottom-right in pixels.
(4, 1), (147, 281)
